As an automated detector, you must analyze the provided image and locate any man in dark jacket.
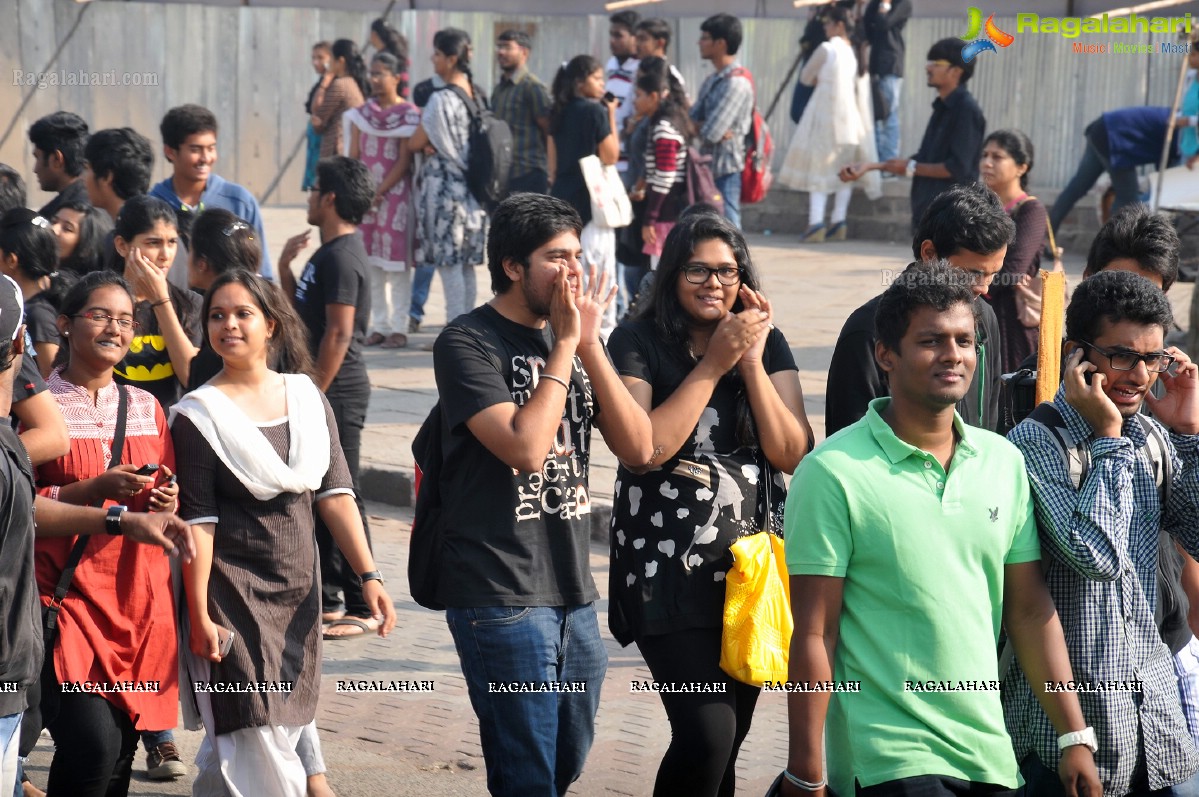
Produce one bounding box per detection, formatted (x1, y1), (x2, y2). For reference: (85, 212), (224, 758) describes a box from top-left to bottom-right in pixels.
(862, 0), (911, 162)
(825, 183), (1015, 436)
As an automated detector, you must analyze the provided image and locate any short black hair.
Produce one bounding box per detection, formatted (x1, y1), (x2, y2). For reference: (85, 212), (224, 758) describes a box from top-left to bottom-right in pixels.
(160, 104), (218, 150)
(28, 111), (90, 177)
(701, 14), (743, 55)
(1084, 204), (1180, 292)
(0, 165), (26, 215)
(875, 260), (979, 353)
(84, 128), (153, 201)
(1066, 269), (1173, 344)
(0, 208), (59, 280)
(912, 183), (1014, 260)
(927, 37), (974, 84)
(486, 193), (583, 294)
(315, 157), (375, 225)
(635, 18), (672, 51)
(497, 29), (532, 50)
(610, 10), (640, 33)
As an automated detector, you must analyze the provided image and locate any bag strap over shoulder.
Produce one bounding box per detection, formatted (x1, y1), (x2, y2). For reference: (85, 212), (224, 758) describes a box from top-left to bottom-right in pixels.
(1026, 401), (1090, 488)
(446, 84), (483, 119)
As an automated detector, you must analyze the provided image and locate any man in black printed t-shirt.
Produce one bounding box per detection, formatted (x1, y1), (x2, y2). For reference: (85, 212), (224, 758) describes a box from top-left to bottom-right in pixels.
(279, 156), (377, 640)
(432, 193), (651, 797)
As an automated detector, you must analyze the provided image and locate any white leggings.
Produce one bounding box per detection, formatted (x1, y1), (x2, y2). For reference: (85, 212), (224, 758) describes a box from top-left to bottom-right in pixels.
(808, 188), (853, 227)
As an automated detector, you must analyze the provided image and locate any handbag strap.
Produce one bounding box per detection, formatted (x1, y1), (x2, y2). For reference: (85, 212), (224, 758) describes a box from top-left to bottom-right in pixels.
(1015, 195), (1060, 261)
(47, 383), (129, 618)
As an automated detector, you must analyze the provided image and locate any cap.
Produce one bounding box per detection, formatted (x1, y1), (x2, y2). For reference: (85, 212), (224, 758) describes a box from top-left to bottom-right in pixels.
(0, 274), (26, 343)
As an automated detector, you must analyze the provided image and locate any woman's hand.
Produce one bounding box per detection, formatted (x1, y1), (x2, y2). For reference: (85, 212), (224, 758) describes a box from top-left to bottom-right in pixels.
(642, 225), (657, 248)
(189, 615), (224, 662)
(737, 287), (773, 370)
(91, 465), (156, 503)
(125, 247), (170, 304)
(148, 464), (178, 513)
(704, 307), (771, 373)
(362, 580), (397, 637)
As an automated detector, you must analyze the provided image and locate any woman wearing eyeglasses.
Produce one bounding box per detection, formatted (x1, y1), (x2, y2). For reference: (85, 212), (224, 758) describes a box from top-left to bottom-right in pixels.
(35, 270), (181, 795)
(606, 210), (813, 797)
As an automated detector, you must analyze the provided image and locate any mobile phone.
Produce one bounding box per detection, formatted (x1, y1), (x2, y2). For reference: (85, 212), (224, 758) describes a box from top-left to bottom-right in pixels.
(216, 626), (235, 658)
(602, 91), (616, 105)
(135, 464), (159, 476)
(166, 474), (178, 487)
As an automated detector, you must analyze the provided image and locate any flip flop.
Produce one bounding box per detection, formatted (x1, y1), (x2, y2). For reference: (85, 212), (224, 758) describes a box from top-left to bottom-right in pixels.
(364, 332), (386, 346)
(323, 616), (380, 640)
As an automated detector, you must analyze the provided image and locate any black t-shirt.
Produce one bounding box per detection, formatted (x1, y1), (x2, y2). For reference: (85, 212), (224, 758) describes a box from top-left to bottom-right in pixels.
(9, 350), (47, 434)
(25, 293), (59, 348)
(910, 87), (986, 228)
(549, 98), (610, 225)
(187, 343), (224, 391)
(37, 179), (89, 221)
(606, 317), (796, 643)
(0, 423), (41, 715)
(114, 292), (203, 409)
(293, 233), (370, 398)
(432, 304), (601, 607)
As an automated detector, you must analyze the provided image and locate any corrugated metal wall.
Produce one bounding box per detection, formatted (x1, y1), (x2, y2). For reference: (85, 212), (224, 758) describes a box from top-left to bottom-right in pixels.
(1, 0), (1192, 208)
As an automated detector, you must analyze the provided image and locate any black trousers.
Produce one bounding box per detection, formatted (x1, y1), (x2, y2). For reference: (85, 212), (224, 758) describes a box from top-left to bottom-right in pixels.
(45, 689), (138, 797)
(318, 387), (373, 617)
(636, 627), (761, 797)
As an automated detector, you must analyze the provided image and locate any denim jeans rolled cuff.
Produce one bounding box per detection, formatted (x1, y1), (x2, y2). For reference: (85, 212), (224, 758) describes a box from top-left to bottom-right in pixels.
(715, 172), (743, 230)
(446, 604), (608, 797)
(140, 729), (174, 749)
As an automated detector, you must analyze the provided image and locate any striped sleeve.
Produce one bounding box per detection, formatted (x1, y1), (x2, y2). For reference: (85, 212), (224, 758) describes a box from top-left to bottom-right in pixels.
(644, 120), (687, 224)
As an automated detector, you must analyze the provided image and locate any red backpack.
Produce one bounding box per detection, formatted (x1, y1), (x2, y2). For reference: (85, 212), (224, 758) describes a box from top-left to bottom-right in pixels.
(730, 66), (773, 205)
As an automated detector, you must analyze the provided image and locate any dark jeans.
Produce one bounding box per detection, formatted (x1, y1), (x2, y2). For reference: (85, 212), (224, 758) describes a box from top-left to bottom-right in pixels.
(46, 690), (138, 797)
(506, 169), (549, 196)
(858, 775), (1013, 797)
(1021, 753), (1199, 797)
(318, 387), (373, 617)
(1048, 123), (1142, 232)
(636, 627), (761, 797)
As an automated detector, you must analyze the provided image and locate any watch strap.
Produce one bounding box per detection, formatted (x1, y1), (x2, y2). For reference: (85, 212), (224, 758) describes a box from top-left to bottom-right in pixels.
(359, 570), (384, 585)
(105, 504), (127, 536)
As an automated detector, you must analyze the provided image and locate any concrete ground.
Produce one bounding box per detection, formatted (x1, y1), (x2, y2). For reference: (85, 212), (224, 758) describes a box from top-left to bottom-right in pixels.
(23, 207), (1194, 796)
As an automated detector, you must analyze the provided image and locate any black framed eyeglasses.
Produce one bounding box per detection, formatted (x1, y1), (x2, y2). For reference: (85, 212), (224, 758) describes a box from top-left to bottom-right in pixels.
(682, 265), (742, 286)
(72, 312), (140, 332)
(1078, 340), (1175, 373)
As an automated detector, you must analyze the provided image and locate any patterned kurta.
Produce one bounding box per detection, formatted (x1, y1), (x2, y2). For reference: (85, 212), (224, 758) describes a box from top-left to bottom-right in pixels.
(351, 98), (422, 272)
(415, 88), (486, 270)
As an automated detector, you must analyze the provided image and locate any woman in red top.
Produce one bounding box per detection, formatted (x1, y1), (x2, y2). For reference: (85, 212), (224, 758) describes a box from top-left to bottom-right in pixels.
(34, 270), (180, 796)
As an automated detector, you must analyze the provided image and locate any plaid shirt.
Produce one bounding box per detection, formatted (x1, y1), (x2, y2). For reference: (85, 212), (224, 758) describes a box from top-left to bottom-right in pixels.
(1004, 386), (1199, 794)
(492, 66), (550, 179)
(689, 62), (753, 179)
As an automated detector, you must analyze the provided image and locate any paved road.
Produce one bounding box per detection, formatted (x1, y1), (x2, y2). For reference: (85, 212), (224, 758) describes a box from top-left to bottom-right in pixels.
(23, 209), (1195, 796)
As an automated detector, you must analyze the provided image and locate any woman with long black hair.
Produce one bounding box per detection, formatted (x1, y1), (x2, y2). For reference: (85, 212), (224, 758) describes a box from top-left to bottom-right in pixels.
(607, 210), (812, 797)
(312, 39), (368, 159)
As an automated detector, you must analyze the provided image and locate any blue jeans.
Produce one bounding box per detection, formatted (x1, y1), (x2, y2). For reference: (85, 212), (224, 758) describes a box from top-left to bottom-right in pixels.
(874, 75), (903, 162)
(0, 712), (19, 797)
(446, 604), (607, 797)
(715, 172), (743, 230)
(409, 264), (436, 324)
(1048, 129), (1141, 232)
(140, 729), (173, 750)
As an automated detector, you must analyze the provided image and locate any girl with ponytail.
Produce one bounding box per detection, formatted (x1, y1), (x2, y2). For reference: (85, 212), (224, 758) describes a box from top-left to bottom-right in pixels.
(0, 208), (74, 376)
(312, 39), (368, 157)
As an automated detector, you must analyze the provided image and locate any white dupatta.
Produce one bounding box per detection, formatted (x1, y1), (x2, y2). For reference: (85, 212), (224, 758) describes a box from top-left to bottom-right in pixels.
(168, 374), (330, 501)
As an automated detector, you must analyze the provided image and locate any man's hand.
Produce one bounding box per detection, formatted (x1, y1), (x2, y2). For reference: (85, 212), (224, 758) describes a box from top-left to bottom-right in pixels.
(879, 158), (909, 175)
(120, 511), (196, 562)
(362, 580), (398, 637)
(576, 265), (617, 345)
(1058, 744), (1102, 797)
(548, 266), (582, 348)
(279, 230), (312, 269)
(1063, 348), (1123, 438)
(1146, 347), (1199, 434)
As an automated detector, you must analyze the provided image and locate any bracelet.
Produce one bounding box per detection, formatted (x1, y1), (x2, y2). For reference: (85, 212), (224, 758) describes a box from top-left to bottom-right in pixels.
(151, 297), (172, 308)
(48, 485), (60, 502)
(539, 373), (570, 390)
(783, 771), (827, 791)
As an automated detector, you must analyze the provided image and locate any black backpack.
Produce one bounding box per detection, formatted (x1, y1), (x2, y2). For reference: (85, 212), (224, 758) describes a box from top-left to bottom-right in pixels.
(447, 85), (512, 209)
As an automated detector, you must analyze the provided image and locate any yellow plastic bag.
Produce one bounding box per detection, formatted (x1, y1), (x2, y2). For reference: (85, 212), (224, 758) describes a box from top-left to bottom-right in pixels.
(719, 531), (793, 686)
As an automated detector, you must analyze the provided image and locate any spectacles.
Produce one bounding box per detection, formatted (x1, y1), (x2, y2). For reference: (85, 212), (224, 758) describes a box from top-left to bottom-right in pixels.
(682, 265), (742, 286)
(72, 312), (140, 332)
(1077, 340), (1175, 373)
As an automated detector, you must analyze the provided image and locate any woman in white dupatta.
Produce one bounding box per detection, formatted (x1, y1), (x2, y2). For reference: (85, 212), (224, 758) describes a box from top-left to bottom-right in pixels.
(343, 52), (422, 349)
(170, 271), (396, 797)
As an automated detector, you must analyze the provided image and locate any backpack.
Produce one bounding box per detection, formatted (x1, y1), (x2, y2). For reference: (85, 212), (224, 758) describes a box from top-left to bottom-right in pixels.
(409, 401), (446, 610)
(684, 144), (725, 216)
(447, 85), (513, 210)
(729, 66), (773, 205)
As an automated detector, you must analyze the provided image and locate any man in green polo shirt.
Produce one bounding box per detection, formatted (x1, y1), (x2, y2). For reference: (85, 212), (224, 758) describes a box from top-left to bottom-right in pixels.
(778, 262), (1100, 797)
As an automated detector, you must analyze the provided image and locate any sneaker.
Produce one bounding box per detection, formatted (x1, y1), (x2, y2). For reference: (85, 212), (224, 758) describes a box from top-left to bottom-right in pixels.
(146, 741), (187, 780)
(407, 317), (421, 334)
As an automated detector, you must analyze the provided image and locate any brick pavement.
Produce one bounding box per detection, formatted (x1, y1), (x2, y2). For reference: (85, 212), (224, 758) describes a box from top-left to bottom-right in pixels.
(22, 208), (1196, 796)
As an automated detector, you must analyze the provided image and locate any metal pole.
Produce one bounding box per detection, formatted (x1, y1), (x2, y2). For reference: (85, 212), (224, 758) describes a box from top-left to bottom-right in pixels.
(1153, 46), (1190, 211)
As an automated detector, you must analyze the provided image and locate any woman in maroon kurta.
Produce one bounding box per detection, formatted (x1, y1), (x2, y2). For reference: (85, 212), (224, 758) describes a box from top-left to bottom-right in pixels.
(34, 271), (180, 795)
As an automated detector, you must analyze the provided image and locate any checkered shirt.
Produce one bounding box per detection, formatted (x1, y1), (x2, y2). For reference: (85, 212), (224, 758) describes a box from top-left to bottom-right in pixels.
(689, 62), (753, 179)
(1004, 386), (1199, 794)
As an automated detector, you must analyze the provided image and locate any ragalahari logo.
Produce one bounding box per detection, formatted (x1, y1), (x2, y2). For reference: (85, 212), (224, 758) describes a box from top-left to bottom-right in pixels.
(960, 8), (1015, 62)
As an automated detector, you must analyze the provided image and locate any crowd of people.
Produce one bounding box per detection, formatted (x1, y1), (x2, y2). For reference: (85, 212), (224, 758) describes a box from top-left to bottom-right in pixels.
(0, 5), (1196, 797)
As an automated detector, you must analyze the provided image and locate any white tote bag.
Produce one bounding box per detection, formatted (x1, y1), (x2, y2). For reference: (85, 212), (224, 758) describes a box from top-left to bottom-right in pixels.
(579, 154), (633, 229)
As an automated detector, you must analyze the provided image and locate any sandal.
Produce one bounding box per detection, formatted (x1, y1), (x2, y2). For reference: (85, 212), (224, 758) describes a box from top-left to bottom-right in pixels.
(364, 332), (386, 346)
(323, 616), (381, 640)
(380, 333), (408, 349)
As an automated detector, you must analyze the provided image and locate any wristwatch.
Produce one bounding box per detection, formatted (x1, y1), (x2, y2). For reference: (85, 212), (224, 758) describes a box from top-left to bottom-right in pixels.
(105, 504), (127, 536)
(1057, 727), (1098, 754)
(905, 159), (918, 179)
(359, 570), (385, 586)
